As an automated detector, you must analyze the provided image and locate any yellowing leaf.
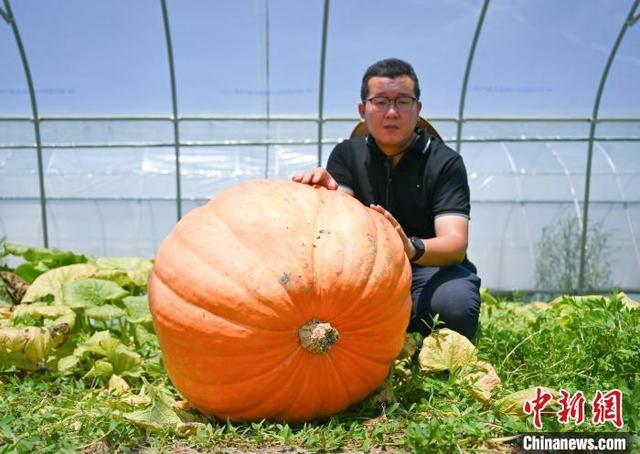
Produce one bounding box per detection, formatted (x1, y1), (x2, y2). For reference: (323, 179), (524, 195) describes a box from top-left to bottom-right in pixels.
(418, 328), (478, 373)
(465, 361), (502, 403)
(494, 387), (556, 417)
(11, 302), (76, 329)
(617, 291), (639, 310)
(22, 264), (97, 304)
(108, 374), (130, 394)
(93, 257), (153, 288)
(0, 324), (70, 370)
(123, 381), (183, 430)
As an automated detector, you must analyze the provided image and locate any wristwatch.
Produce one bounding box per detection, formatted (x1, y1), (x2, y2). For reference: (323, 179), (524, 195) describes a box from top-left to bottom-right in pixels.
(409, 236), (425, 262)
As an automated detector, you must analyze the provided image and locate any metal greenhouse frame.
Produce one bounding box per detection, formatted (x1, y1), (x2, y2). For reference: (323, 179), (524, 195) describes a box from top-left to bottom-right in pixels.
(1, 0), (639, 294)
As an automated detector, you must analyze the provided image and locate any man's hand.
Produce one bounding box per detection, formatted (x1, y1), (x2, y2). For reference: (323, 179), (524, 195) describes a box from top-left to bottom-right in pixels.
(369, 204), (416, 259)
(291, 168), (338, 190)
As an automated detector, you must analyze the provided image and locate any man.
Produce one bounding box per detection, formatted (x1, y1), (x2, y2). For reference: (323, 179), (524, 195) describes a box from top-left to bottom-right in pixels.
(293, 58), (481, 341)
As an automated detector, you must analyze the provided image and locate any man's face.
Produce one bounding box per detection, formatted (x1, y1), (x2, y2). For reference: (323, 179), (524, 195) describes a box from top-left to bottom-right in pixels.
(358, 75), (422, 154)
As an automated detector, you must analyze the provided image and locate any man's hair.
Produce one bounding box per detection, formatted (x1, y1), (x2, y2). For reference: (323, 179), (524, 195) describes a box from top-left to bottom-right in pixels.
(360, 58), (420, 102)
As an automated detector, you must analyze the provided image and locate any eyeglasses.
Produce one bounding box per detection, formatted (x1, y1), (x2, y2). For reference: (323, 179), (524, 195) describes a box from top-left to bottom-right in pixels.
(367, 96), (417, 112)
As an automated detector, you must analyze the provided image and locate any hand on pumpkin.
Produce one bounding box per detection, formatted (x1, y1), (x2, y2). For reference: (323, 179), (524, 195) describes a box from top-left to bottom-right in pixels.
(369, 204), (416, 260)
(292, 168), (338, 190)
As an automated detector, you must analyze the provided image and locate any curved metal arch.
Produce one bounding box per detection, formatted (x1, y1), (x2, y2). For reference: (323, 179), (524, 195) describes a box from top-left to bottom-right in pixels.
(456, 0), (490, 154)
(317, 0), (330, 167)
(2, 0), (49, 246)
(579, 0), (639, 291)
(160, 0), (182, 220)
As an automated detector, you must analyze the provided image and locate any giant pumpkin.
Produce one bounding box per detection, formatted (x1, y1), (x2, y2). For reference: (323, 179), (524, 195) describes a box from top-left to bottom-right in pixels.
(148, 179), (412, 422)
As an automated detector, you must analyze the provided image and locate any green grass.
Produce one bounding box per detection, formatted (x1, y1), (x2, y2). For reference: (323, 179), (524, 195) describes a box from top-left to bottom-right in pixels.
(2, 292), (638, 453)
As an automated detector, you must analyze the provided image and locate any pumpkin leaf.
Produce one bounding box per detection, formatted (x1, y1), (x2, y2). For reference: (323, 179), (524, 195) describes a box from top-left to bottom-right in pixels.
(0, 324), (71, 370)
(62, 279), (128, 309)
(617, 291), (639, 310)
(84, 304), (126, 321)
(11, 302), (76, 329)
(123, 380), (183, 430)
(2, 242), (88, 283)
(84, 359), (114, 380)
(134, 324), (157, 347)
(57, 354), (81, 371)
(418, 328), (478, 373)
(493, 387), (556, 417)
(108, 374), (131, 394)
(63, 331), (143, 378)
(122, 296), (152, 325)
(92, 257), (153, 288)
(21, 264), (97, 304)
(464, 361), (502, 403)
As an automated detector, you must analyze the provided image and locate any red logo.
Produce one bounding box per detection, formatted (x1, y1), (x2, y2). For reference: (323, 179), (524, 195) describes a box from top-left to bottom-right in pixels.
(557, 389), (586, 425)
(523, 388), (624, 429)
(592, 389), (623, 428)
(523, 387), (553, 429)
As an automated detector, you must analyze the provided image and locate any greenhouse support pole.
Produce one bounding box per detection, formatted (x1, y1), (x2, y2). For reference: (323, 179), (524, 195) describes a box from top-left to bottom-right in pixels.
(1, 0), (49, 247)
(160, 0), (182, 220)
(317, 0), (330, 167)
(264, 0), (271, 178)
(456, 0), (490, 154)
(579, 0), (639, 292)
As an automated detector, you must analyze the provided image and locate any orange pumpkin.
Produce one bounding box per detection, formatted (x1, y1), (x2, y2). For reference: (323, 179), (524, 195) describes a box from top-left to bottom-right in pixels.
(148, 179), (412, 422)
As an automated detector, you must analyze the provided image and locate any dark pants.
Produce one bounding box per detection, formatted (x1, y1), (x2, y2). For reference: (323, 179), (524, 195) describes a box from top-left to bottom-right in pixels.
(406, 259), (482, 341)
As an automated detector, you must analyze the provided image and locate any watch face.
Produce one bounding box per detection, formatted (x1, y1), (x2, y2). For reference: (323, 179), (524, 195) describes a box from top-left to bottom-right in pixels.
(410, 236), (424, 261)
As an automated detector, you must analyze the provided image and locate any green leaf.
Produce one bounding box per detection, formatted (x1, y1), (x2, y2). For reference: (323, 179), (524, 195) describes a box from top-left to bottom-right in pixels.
(123, 381), (183, 430)
(57, 354), (80, 371)
(123, 296), (152, 325)
(69, 331), (142, 377)
(92, 257), (153, 288)
(14, 262), (45, 284)
(3, 242), (88, 283)
(22, 264), (97, 304)
(3, 242), (87, 264)
(0, 280), (12, 308)
(84, 359), (114, 380)
(134, 324), (157, 347)
(109, 344), (143, 377)
(62, 278), (128, 309)
(84, 304), (126, 321)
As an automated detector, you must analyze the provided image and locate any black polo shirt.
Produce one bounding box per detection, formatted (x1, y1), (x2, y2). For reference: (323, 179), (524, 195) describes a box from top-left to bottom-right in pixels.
(326, 128), (470, 239)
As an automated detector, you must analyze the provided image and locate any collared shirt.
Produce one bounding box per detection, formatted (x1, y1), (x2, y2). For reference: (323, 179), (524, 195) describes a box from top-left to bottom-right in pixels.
(326, 128), (470, 239)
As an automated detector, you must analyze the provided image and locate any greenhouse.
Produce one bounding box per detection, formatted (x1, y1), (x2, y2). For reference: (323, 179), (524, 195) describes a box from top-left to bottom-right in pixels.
(1, 0), (639, 452)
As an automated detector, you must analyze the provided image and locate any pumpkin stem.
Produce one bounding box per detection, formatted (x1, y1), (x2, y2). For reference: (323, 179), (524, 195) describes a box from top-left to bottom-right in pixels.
(298, 319), (339, 354)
